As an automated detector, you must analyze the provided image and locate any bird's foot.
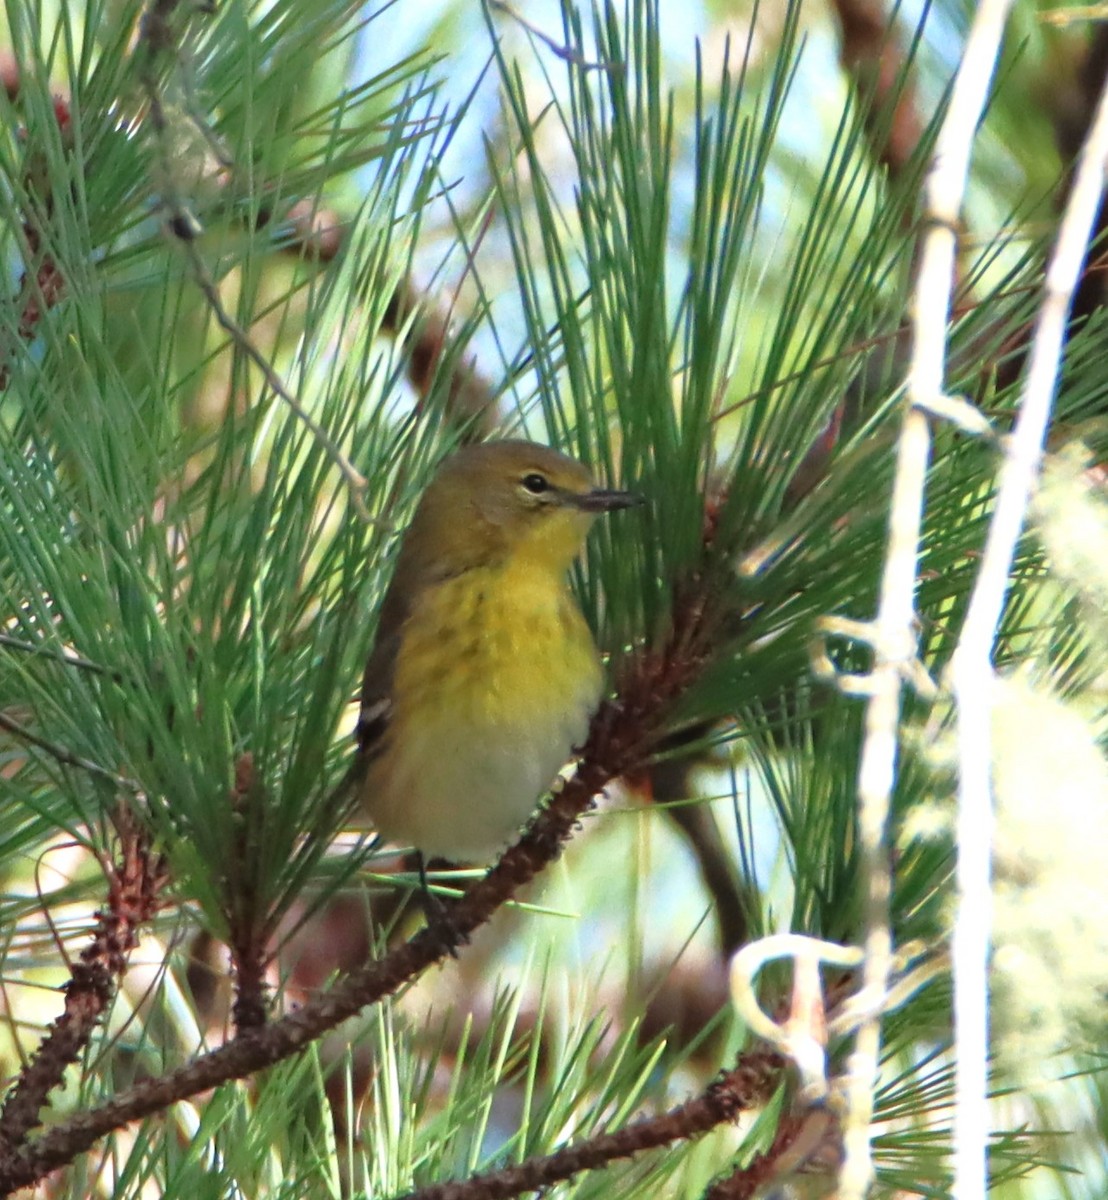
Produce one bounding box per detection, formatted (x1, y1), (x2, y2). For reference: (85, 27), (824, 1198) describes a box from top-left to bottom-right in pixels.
(418, 855), (470, 957)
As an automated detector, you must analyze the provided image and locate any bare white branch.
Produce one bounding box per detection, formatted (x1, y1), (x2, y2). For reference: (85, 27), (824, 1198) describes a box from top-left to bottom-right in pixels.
(949, 61), (1108, 1200)
(838, 1), (1015, 1197)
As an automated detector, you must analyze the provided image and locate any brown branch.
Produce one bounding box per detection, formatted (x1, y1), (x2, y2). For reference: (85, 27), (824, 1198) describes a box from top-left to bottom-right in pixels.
(991, 25), (1108, 394)
(226, 753), (269, 1033)
(1058, 25), (1108, 330)
(0, 54), (71, 393)
(646, 737), (753, 956)
(830, 0), (924, 186)
(0, 52), (19, 101)
(394, 1049), (784, 1200)
(382, 278), (499, 437)
(0, 602), (715, 1195)
(2, 51), (493, 428)
(0, 782), (599, 1193)
(0, 809), (168, 1155)
(704, 1107), (836, 1199)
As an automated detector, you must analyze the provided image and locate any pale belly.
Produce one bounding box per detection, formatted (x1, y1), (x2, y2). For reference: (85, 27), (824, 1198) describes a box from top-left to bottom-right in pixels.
(362, 571), (603, 862)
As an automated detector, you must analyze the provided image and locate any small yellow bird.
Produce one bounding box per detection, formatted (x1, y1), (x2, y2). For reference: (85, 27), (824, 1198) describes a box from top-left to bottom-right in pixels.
(357, 439), (638, 864)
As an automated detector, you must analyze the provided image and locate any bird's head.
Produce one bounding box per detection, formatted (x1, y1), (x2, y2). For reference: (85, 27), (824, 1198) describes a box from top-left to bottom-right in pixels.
(407, 439), (640, 577)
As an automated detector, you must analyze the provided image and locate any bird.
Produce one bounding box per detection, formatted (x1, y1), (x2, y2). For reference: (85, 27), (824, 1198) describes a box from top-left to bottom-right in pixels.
(356, 439), (639, 867)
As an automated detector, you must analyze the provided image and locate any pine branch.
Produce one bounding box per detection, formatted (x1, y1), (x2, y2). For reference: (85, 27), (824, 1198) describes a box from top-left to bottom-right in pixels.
(393, 1049), (784, 1200)
(0, 596), (716, 1195)
(0, 809), (168, 1154)
(704, 1109), (835, 1200)
(226, 753), (270, 1033)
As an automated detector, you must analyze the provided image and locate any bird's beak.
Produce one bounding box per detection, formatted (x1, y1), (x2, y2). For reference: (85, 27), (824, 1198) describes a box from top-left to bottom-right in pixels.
(573, 487), (644, 513)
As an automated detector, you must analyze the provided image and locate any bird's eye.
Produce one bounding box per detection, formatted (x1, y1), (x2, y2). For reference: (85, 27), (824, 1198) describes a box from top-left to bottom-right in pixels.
(521, 473), (550, 495)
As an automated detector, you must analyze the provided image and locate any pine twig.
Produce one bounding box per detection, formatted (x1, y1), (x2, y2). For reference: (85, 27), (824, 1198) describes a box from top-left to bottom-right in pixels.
(135, 0), (501, 512)
(0, 601), (716, 1195)
(393, 1049), (783, 1200)
(0, 809), (168, 1155)
(0, 46), (494, 426)
(135, 0), (371, 517)
(704, 1108), (835, 1200)
(226, 753), (269, 1033)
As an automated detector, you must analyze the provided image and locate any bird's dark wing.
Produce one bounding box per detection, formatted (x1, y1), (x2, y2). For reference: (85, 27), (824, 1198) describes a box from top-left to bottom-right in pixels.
(355, 529), (421, 763)
(357, 629), (398, 760)
(356, 529), (475, 762)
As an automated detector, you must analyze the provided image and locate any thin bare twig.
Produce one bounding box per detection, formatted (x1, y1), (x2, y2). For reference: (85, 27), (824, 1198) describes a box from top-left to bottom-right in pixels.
(172, 239), (371, 518)
(0, 633), (117, 678)
(0, 710), (137, 791)
(838, 3), (1015, 1198)
(135, 0), (370, 518)
(488, 0), (610, 71)
(948, 61), (1108, 1200)
(1, 48), (492, 429)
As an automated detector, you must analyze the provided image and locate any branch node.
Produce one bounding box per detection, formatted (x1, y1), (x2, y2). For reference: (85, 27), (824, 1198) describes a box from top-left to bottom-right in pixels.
(729, 934), (863, 1105)
(911, 391), (995, 438)
(811, 618), (936, 699)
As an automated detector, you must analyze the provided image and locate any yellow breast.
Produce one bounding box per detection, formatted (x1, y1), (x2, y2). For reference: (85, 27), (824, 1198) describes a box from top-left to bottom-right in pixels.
(363, 563), (604, 861)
